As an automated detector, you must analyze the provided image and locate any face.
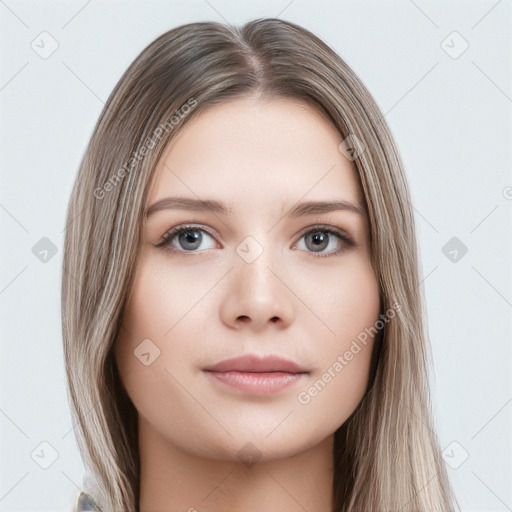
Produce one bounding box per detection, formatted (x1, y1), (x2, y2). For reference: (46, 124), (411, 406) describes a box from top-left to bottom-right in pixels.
(115, 95), (380, 462)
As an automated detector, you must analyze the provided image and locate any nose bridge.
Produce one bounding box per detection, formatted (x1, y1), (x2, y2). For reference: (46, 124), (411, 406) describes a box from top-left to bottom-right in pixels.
(219, 231), (295, 330)
(235, 233), (277, 297)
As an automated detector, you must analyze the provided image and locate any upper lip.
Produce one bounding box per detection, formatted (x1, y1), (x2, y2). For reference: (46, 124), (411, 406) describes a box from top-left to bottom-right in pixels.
(203, 354), (308, 373)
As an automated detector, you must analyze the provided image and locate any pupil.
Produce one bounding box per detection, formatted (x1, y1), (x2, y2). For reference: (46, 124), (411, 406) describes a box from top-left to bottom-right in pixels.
(179, 230), (201, 250)
(309, 231), (328, 251)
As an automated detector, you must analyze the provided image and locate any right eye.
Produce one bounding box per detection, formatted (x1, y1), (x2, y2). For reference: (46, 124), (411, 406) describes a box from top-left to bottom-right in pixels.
(156, 224), (219, 254)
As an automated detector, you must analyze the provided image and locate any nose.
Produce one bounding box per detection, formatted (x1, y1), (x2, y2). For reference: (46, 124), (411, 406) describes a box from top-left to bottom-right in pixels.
(218, 244), (296, 332)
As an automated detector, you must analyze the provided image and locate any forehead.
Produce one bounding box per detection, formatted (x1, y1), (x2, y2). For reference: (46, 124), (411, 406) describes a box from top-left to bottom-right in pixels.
(148, 96), (363, 216)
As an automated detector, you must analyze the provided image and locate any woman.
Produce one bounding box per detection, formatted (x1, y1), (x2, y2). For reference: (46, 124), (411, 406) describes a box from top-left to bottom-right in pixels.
(62, 17), (458, 512)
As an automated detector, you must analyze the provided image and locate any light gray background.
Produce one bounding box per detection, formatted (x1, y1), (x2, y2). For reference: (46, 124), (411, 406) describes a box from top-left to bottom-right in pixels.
(1, 1), (511, 511)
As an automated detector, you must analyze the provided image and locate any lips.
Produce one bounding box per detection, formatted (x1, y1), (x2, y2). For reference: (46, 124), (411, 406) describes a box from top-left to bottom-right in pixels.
(203, 354), (308, 374)
(202, 354), (308, 394)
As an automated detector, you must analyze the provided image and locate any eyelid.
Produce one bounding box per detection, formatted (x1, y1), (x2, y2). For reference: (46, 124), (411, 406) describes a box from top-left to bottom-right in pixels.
(293, 223), (353, 244)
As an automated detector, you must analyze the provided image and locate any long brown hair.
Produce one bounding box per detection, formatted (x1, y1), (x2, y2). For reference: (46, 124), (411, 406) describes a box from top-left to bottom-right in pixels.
(62, 18), (458, 511)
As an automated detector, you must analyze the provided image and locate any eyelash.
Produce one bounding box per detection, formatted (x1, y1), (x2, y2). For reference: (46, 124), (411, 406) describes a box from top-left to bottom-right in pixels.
(156, 223), (354, 258)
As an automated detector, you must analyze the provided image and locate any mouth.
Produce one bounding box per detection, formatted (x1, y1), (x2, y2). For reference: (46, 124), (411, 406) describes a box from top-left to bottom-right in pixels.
(202, 354), (309, 394)
(203, 354), (308, 373)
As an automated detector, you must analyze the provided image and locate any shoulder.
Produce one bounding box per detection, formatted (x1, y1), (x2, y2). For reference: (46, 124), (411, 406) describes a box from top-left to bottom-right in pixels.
(73, 491), (103, 512)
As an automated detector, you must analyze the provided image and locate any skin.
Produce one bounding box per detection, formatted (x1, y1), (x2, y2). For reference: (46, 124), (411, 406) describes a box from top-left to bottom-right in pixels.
(115, 95), (381, 512)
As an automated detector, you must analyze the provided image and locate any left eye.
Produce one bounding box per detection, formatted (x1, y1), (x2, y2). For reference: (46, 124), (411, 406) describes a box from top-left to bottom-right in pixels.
(293, 226), (353, 256)
(157, 224), (353, 257)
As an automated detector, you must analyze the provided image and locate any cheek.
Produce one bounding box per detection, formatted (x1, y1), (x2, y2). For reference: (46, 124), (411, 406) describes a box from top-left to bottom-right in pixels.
(114, 256), (213, 435)
(332, 258), (380, 341)
(328, 255), (381, 377)
(299, 252), (380, 345)
(117, 253), (210, 350)
(293, 256), (380, 423)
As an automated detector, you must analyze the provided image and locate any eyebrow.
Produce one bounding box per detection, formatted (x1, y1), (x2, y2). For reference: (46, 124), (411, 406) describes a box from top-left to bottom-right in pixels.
(145, 196), (367, 218)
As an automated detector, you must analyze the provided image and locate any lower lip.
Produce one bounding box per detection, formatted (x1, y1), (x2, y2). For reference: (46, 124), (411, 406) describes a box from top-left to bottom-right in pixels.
(204, 371), (306, 394)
